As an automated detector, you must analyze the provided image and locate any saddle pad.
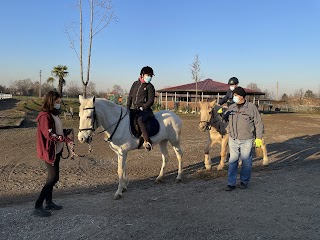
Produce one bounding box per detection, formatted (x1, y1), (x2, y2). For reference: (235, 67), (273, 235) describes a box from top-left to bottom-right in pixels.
(129, 111), (160, 139)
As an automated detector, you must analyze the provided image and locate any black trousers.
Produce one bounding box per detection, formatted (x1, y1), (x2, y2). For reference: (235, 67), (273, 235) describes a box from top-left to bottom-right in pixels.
(137, 110), (152, 142)
(35, 152), (61, 207)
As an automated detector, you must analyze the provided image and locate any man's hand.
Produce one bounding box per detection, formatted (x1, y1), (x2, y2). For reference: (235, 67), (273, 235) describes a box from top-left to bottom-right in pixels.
(255, 138), (262, 148)
(139, 107), (143, 111)
(217, 108), (223, 114)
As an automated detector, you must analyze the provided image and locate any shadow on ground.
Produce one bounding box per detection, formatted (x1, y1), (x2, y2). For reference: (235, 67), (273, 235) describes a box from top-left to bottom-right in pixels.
(1, 134), (319, 208)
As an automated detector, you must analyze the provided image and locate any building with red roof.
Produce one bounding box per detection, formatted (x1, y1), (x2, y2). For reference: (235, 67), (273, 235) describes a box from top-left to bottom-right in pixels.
(156, 78), (265, 111)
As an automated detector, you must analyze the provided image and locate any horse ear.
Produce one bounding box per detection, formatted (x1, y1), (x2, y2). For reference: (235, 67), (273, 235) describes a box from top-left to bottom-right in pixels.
(79, 95), (84, 103)
(209, 100), (216, 107)
(93, 96), (95, 103)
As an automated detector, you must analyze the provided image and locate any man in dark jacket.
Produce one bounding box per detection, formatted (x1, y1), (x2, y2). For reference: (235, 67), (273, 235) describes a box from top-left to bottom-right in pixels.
(127, 66), (155, 151)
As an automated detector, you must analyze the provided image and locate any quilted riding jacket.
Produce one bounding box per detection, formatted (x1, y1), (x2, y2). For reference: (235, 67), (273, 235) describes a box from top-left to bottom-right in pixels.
(127, 79), (155, 110)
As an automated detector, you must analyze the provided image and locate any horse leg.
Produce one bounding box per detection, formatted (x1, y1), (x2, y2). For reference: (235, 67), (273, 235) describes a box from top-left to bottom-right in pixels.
(261, 139), (269, 166)
(114, 151), (127, 200)
(204, 138), (212, 171)
(156, 140), (169, 183)
(172, 141), (183, 183)
(217, 135), (228, 171)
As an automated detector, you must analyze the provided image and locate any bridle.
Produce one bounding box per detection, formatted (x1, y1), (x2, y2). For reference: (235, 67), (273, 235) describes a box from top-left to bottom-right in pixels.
(199, 107), (214, 131)
(79, 107), (97, 132)
(78, 106), (127, 142)
(199, 106), (221, 131)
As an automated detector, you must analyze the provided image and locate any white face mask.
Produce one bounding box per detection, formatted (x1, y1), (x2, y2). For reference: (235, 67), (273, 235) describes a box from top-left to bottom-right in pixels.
(230, 86), (235, 91)
(54, 103), (61, 110)
(233, 96), (240, 103)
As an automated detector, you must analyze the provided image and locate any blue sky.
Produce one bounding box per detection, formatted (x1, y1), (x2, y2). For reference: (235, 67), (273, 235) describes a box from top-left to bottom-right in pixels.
(1, 0), (320, 97)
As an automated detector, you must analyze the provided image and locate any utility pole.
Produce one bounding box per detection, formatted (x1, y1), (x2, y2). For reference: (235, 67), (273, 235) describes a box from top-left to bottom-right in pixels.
(276, 81), (279, 100)
(39, 70), (42, 98)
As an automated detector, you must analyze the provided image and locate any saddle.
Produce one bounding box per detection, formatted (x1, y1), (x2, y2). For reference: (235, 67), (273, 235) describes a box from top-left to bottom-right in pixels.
(210, 106), (228, 135)
(129, 110), (160, 147)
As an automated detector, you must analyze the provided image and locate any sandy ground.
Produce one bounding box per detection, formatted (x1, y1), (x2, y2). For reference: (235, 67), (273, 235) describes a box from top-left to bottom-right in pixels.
(0, 98), (320, 239)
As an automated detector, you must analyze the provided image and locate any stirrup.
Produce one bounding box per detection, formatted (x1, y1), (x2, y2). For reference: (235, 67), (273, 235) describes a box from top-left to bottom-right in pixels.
(143, 141), (153, 151)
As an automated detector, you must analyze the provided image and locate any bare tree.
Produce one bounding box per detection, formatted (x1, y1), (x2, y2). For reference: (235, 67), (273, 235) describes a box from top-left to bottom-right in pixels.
(66, 0), (117, 97)
(293, 88), (304, 105)
(190, 54), (202, 112)
(246, 83), (261, 91)
(112, 84), (124, 95)
(87, 81), (97, 96)
(66, 81), (81, 97)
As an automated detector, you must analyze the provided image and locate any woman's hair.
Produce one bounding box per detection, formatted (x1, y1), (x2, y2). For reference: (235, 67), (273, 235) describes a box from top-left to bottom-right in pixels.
(41, 91), (61, 112)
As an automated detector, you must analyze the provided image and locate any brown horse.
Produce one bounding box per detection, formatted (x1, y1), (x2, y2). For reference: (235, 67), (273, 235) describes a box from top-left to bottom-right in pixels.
(198, 101), (269, 171)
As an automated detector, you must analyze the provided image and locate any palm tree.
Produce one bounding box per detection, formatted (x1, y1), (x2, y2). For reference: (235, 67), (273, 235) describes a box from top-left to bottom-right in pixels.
(51, 65), (69, 96)
(47, 77), (55, 89)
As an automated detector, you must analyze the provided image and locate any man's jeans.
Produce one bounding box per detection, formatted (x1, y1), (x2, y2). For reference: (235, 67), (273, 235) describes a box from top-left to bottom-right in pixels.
(227, 138), (254, 186)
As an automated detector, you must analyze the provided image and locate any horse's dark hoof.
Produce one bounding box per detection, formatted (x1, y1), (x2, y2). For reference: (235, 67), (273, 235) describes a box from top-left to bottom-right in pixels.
(155, 178), (164, 183)
(114, 194), (122, 200)
(175, 178), (183, 183)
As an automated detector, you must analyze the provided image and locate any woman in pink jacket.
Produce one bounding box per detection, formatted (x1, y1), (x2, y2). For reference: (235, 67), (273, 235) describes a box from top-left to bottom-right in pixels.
(34, 91), (71, 217)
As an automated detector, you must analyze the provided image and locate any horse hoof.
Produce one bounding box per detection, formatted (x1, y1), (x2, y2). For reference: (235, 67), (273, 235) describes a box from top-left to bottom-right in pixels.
(114, 194), (122, 200)
(205, 166), (212, 171)
(122, 188), (127, 193)
(216, 165), (224, 171)
(175, 178), (182, 183)
(155, 178), (164, 183)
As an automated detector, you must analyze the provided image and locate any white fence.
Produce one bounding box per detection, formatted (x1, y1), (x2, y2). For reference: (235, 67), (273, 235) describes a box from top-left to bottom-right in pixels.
(0, 93), (13, 100)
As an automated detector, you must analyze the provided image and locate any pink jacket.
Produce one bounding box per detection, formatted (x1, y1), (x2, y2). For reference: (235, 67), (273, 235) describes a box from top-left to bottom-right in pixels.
(36, 112), (68, 165)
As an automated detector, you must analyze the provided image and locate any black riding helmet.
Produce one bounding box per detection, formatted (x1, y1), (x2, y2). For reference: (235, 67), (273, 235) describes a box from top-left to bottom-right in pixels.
(140, 66), (155, 76)
(228, 77), (239, 85)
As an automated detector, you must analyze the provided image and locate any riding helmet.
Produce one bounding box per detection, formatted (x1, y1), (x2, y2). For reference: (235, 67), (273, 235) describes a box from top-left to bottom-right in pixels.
(140, 66), (155, 76)
(228, 77), (239, 85)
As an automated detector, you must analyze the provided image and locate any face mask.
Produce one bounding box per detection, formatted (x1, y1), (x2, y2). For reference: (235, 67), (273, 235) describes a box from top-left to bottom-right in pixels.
(54, 103), (61, 110)
(230, 86), (235, 91)
(233, 96), (240, 103)
(144, 76), (152, 83)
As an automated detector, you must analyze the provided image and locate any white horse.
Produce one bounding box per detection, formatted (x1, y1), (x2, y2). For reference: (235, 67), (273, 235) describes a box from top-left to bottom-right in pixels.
(77, 96), (183, 199)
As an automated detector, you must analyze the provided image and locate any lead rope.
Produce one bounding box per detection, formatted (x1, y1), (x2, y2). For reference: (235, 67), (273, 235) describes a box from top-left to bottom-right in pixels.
(62, 129), (93, 160)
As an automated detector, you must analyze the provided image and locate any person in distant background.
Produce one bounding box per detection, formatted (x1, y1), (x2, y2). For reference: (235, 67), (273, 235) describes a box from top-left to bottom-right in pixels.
(34, 91), (72, 217)
(127, 66), (155, 151)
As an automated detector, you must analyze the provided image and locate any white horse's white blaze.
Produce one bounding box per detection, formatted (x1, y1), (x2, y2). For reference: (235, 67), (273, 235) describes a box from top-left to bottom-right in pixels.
(78, 96), (183, 199)
(198, 101), (268, 171)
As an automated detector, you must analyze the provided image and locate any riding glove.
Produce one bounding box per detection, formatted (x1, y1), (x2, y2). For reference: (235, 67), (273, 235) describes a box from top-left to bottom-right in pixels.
(255, 138), (262, 148)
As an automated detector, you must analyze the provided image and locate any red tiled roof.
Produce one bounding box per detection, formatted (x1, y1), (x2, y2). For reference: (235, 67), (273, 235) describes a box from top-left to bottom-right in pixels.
(157, 78), (264, 95)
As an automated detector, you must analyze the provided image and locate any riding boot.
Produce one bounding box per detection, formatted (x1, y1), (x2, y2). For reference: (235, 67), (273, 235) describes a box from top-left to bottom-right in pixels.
(143, 139), (153, 151)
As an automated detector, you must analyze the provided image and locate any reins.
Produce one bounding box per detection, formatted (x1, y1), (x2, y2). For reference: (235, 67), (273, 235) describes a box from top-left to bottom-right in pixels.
(69, 105), (127, 159)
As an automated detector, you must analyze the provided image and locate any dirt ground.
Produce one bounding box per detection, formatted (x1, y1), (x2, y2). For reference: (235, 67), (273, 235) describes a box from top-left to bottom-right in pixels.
(0, 99), (320, 239)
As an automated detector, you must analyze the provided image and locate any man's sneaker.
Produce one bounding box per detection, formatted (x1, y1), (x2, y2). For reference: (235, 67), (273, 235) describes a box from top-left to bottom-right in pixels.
(238, 182), (248, 189)
(225, 185), (236, 191)
(33, 206), (52, 217)
(143, 141), (153, 151)
(45, 202), (63, 210)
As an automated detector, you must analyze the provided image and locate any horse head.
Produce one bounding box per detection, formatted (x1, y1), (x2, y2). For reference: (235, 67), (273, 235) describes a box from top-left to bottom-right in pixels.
(78, 95), (97, 144)
(198, 100), (216, 132)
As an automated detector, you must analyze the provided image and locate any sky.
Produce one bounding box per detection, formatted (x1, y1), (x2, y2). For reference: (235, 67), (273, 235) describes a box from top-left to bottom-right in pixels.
(0, 0), (320, 97)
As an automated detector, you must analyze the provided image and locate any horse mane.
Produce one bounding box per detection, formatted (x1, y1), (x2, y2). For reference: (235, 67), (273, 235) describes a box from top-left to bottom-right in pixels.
(96, 98), (121, 108)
